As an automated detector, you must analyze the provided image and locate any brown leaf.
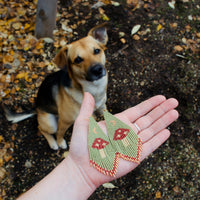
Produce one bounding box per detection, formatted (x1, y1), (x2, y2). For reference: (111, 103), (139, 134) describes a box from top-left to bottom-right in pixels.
(133, 34), (140, 40)
(174, 45), (184, 52)
(0, 167), (6, 181)
(12, 22), (22, 30)
(2, 55), (14, 63)
(38, 62), (47, 68)
(155, 191), (161, 198)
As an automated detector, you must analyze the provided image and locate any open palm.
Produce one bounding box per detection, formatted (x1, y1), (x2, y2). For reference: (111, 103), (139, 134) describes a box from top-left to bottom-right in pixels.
(69, 92), (179, 187)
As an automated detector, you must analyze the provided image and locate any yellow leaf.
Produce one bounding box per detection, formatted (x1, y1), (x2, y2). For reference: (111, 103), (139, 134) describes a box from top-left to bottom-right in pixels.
(3, 55), (14, 63)
(0, 158), (3, 167)
(0, 135), (3, 143)
(102, 0), (112, 4)
(31, 74), (38, 79)
(9, 50), (15, 56)
(5, 18), (17, 26)
(17, 7), (26, 16)
(102, 14), (109, 21)
(156, 24), (163, 31)
(36, 41), (44, 50)
(3, 89), (10, 96)
(3, 154), (12, 162)
(155, 191), (161, 198)
(24, 23), (31, 30)
(16, 72), (28, 79)
(62, 151), (69, 158)
(16, 86), (20, 91)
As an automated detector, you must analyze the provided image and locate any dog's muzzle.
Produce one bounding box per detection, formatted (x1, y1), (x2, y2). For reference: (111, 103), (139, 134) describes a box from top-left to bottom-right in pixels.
(86, 64), (106, 81)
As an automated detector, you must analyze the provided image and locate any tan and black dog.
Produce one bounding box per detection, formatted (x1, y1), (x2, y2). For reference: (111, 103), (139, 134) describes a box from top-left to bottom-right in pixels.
(4, 23), (108, 150)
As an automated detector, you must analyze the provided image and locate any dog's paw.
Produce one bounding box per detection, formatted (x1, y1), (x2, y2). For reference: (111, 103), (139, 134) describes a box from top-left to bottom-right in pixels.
(49, 141), (59, 150)
(58, 139), (67, 149)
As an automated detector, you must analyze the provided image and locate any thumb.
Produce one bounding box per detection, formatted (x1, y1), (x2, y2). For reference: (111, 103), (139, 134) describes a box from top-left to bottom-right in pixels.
(78, 92), (95, 120)
(69, 92), (95, 153)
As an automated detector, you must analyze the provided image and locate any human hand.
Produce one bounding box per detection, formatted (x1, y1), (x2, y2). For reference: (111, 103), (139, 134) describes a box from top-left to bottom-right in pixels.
(68, 92), (179, 188)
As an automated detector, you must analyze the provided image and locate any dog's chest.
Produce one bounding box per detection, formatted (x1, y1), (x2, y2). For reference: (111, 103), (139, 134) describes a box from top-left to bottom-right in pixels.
(81, 76), (107, 108)
(64, 87), (83, 105)
(64, 76), (107, 109)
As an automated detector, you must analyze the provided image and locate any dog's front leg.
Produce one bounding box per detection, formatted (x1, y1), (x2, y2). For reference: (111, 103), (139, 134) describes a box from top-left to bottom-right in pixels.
(94, 103), (107, 118)
(56, 119), (72, 149)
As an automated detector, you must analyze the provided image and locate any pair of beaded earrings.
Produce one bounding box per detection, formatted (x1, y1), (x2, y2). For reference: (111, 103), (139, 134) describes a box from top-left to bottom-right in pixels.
(88, 111), (142, 177)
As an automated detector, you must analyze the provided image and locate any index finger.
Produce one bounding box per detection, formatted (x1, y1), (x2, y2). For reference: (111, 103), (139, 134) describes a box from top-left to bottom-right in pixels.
(121, 95), (167, 123)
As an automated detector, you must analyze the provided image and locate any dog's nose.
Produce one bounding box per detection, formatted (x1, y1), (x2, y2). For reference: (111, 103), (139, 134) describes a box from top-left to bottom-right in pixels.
(86, 64), (106, 81)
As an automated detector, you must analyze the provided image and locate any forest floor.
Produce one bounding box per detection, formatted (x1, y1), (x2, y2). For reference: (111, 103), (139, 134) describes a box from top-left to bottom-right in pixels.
(0, 0), (200, 199)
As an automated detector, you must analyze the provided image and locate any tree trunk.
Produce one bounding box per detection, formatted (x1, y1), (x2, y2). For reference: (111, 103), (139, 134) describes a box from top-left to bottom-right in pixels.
(35, 0), (57, 39)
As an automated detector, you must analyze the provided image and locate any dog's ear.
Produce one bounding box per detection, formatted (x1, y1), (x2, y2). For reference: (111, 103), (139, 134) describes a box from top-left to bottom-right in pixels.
(88, 23), (108, 45)
(54, 46), (69, 68)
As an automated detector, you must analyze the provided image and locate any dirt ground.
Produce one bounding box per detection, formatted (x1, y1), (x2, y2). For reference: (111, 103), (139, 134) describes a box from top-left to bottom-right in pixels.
(0, 0), (199, 199)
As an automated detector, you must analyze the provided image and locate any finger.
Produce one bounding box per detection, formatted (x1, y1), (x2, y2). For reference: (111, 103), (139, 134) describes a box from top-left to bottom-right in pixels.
(116, 129), (171, 178)
(76, 92), (95, 121)
(121, 95), (166, 123)
(135, 98), (179, 131)
(70, 92), (95, 152)
(139, 109), (179, 143)
(72, 92), (95, 138)
(140, 129), (171, 161)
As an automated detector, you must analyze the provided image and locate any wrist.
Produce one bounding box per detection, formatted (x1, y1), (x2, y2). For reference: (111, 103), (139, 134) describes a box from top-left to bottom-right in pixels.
(63, 155), (97, 199)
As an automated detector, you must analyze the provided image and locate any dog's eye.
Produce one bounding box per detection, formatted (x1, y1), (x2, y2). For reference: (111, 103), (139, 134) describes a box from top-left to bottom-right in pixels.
(74, 56), (83, 64)
(94, 49), (101, 55)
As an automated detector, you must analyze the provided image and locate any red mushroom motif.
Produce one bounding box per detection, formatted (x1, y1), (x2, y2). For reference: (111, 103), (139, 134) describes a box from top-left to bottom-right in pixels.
(113, 128), (130, 147)
(92, 138), (109, 158)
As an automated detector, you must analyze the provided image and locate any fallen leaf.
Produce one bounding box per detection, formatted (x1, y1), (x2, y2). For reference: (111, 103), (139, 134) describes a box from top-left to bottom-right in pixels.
(25, 160), (32, 168)
(62, 151), (69, 158)
(131, 24), (141, 35)
(16, 72), (28, 79)
(102, 182), (118, 189)
(38, 62), (47, 68)
(0, 167), (6, 181)
(24, 23), (31, 30)
(111, 1), (120, 6)
(119, 32), (125, 38)
(133, 34), (140, 40)
(62, 23), (73, 32)
(174, 45), (184, 52)
(12, 22), (22, 30)
(0, 136), (3, 143)
(168, 0), (175, 9)
(42, 37), (54, 43)
(3, 154), (12, 163)
(0, 159), (3, 167)
(185, 25), (191, 32)
(91, 1), (105, 9)
(156, 24), (163, 31)
(35, 41), (44, 50)
(173, 185), (180, 193)
(127, 0), (138, 6)
(3, 55), (14, 63)
(102, 14), (109, 21)
(31, 74), (38, 79)
(120, 38), (126, 44)
(196, 32), (200, 38)
(102, 0), (112, 5)
(155, 191), (161, 198)
(11, 123), (18, 131)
